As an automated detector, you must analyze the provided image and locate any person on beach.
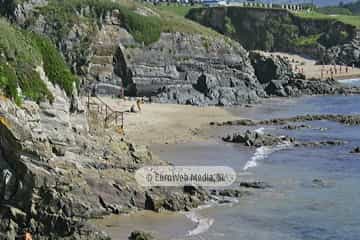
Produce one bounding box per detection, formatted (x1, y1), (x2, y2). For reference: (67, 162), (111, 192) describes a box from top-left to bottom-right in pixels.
(24, 232), (32, 240)
(136, 99), (143, 112)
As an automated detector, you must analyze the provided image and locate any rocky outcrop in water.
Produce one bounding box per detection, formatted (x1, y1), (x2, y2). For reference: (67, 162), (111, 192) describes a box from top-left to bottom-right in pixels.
(212, 114), (360, 127)
(210, 189), (251, 198)
(222, 130), (347, 150)
(222, 130), (294, 147)
(239, 181), (272, 189)
(351, 147), (360, 153)
(294, 140), (347, 148)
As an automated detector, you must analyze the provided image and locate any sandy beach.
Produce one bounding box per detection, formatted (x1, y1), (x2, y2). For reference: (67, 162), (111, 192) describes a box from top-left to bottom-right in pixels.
(86, 97), (238, 145)
(259, 51), (360, 80)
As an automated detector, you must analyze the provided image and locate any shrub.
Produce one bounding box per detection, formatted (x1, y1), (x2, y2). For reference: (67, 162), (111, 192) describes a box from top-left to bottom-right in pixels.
(0, 19), (77, 104)
(29, 33), (78, 96)
(38, 0), (162, 45)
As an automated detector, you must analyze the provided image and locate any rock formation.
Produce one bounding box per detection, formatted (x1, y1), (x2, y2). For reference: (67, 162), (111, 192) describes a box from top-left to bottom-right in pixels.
(212, 114), (360, 127)
(222, 130), (294, 147)
(187, 7), (360, 67)
(0, 67), (209, 239)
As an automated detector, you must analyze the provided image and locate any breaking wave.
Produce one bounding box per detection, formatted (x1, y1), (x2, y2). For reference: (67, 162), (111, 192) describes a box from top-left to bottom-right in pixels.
(184, 210), (214, 236)
(243, 140), (292, 171)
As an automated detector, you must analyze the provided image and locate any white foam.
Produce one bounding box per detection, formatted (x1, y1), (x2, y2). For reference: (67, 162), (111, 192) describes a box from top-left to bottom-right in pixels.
(184, 211), (214, 236)
(254, 127), (265, 134)
(338, 79), (360, 86)
(243, 141), (292, 171)
(338, 78), (360, 83)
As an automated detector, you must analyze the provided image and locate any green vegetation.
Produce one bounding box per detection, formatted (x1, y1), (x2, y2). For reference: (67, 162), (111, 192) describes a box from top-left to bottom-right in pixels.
(319, 1), (360, 16)
(35, 0), (219, 46)
(292, 34), (321, 47)
(317, 6), (352, 15)
(224, 16), (236, 35)
(0, 19), (77, 104)
(342, 0), (360, 15)
(295, 11), (360, 28)
(154, 4), (200, 17)
(187, 7), (302, 51)
(187, 7), (356, 52)
(38, 0), (162, 45)
(30, 33), (78, 96)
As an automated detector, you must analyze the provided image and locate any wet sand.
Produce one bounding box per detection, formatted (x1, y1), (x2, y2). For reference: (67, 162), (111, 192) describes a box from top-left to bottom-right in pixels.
(91, 210), (194, 240)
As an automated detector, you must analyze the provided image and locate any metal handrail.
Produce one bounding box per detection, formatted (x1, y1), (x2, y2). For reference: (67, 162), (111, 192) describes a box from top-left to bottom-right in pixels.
(86, 89), (125, 130)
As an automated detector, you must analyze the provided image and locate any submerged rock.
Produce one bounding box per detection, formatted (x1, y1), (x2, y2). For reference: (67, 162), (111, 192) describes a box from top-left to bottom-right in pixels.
(311, 179), (334, 188)
(294, 140), (347, 148)
(240, 181), (272, 189)
(351, 147), (360, 153)
(211, 189), (251, 198)
(282, 124), (312, 130)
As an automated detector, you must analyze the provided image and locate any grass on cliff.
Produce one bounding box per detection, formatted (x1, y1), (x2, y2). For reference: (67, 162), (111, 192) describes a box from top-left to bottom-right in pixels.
(292, 34), (322, 47)
(30, 33), (79, 96)
(38, 0), (162, 45)
(35, 0), (219, 46)
(153, 4), (201, 17)
(0, 19), (77, 104)
(295, 11), (360, 28)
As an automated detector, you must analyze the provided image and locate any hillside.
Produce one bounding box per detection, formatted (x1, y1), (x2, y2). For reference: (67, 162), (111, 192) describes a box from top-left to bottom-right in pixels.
(187, 7), (360, 66)
(0, 18), (77, 104)
(342, 0), (360, 15)
(1, 0), (270, 105)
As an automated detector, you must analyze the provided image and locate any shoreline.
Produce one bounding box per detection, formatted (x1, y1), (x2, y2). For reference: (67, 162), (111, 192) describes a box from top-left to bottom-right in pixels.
(94, 92), (360, 240)
(335, 75), (360, 80)
(122, 103), (239, 145)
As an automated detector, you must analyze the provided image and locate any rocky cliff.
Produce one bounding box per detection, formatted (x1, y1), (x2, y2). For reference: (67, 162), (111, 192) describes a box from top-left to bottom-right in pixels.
(187, 7), (360, 67)
(3, 0), (352, 106)
(2, 0), (271, 105)
(0, 89), (208, 239)
(0, 13), (210, 239)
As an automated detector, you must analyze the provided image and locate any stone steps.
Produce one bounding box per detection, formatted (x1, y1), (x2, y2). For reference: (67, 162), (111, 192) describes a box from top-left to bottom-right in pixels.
(90, 56), (113, 65)
(93, 44), (117, 56)
(89, 64), (114, 76)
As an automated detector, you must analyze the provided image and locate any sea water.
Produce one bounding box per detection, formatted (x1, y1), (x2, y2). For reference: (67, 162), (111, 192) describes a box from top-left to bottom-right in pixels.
(98, 80), (360, 240)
